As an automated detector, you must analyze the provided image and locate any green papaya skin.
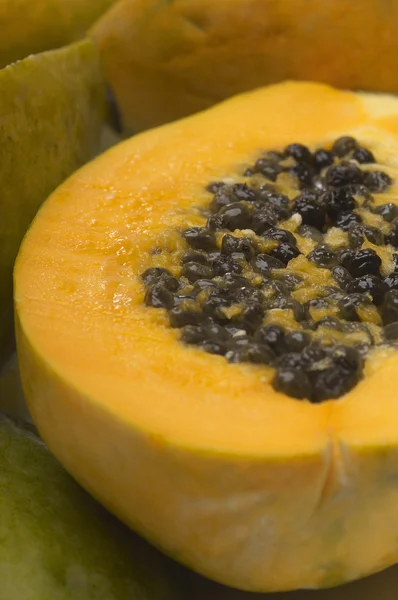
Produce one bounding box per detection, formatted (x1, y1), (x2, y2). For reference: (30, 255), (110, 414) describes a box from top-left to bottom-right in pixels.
(0, 0), (117, 69)
(0, 412), (186, 600)
(0, 39), (106, 365)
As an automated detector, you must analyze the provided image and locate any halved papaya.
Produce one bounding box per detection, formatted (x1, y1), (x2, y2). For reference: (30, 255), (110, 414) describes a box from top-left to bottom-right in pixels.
(14, 82), (398, 592)
(90, 0), (398, 132)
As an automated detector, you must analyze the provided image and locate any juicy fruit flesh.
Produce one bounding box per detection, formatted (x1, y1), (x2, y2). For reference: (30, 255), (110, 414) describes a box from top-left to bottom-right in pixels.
(141, 137), (398, 403)
(14, 82), (398, 592)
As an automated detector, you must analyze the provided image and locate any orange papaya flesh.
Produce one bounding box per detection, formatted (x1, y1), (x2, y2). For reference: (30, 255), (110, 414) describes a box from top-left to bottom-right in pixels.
(14, 82), (398, 592)
(90, 0), (398, 133)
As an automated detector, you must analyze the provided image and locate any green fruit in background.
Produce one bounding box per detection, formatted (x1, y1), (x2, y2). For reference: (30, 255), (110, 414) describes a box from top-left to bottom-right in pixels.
(0, 39), (106, 366)
(0, 0), (117, 69)
(0, 412), (186, 600)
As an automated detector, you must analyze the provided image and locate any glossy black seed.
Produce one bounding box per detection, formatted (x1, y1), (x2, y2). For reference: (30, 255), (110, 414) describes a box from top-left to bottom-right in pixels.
(386, 218), (398, 246)
(322, 187), (356, 219)
(293, 193), (326, 229)
(252, 253), (285, 274)
(297, 224), (324, 244)
(383, 273), (398, 291)
(346, 275), (387, 305)
(331, 265), (353, 289)
(251, 208), (277, 234)
(284, 143), (313, 164)
(173, 294), (196, 307)
(206, 181), (225, 194)
(334, 345), (364, 371)
(256, 183), (277, 199)
(202, 340), (228, 355)
(374, 203), (398, 223)
(313, 149), (334, 171)
(221, 234), (255, 260)
(206, 214), (224, 231)
(141, 267), (174, 287)
(211, 255), (242, 275)
(169, 306), (203, 327)
(182, 227), (217, 251)
(255, 324), (285, 354)
(204, 322), (231, 340)
(234, 287), (264, 304)
(181, 251), (208, 265)
(231, 183), (258, 202)
(301, 343), (328, 368)
(262, 192), (291, 213)
(348, 224), (384, 249)
(202, 293), (230, 321)
(275, 273), (302, 291)
(352, 147), (375, 164)
(312, 316), (342, 330)
(181, 262), (214, 283)
(363, 170), (393, 193)
(254, 158), (282, 181)
(192, 279), (219, 294)
(267, 296), (305, 321)
(283, 331), (310, 353)
(382, 290), (398, 325)
(326, 161), (363, 187)
(312, 364), (361, 403)
(181, 325), (207, 345)
(227, 343), (275, 365)
(235, 303), (265, 332)
(342, 248), (381, 277)
(222, 273), (253, 289)
(339, 293), (373, 321)
(304, 297), (330, 317)
(307, 246), (338, 268)
(290, 162), (314, 187)
(267, 280), (291, 297)
(145, 284), (174, 309)
(269, 242), (300, 265)
(263, 227), (297, 246)
(393, 254), (398, 271)
(232, 335), (254, 347)
(219, 202), (252, 230)
(210, 188), (235, 213)
(272, 367), (312, 400)
(331, 136), (359, 157)
(334, 211), (362, 231)
(274, 352), (304, 369)
(384, 322), (398, 340)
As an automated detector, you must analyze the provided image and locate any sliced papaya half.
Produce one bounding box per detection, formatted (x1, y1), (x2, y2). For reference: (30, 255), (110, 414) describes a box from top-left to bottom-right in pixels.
(14, 82), (398, 592)
(0, 39), (106, 366)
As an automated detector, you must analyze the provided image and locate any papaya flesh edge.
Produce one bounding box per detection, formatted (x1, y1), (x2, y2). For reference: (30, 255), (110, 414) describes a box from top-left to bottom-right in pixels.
(13, 82), (398, 592)
(90, 0), (398, 133)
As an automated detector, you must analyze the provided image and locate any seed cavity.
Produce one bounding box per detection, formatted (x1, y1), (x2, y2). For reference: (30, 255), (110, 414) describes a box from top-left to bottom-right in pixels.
(141, 137), (398, 403)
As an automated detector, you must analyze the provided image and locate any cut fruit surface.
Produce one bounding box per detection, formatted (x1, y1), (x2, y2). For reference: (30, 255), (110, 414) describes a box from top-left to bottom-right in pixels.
(0, 413), (185, 600)
(0, 40), (105, 366)
(14, 82), (398, 591)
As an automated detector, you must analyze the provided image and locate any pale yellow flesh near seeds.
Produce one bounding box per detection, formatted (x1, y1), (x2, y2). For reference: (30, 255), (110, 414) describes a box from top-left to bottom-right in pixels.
(13, 82), (398, 591)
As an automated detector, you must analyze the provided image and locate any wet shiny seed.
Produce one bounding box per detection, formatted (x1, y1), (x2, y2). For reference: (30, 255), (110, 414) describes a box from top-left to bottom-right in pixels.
(141, 137), (395, 403)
